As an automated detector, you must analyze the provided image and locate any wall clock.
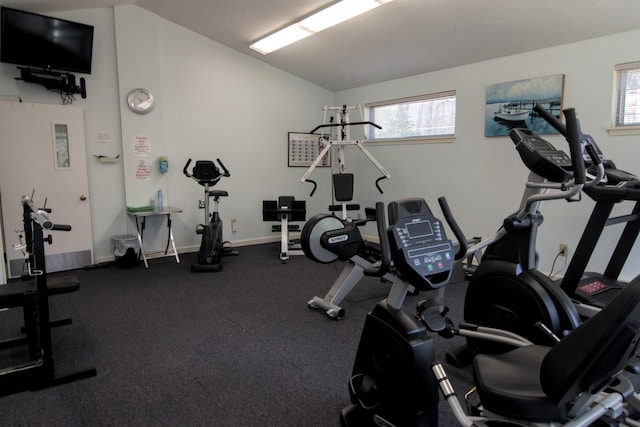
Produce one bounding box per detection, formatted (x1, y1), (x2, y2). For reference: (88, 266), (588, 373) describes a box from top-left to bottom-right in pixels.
(127, 88), (155, 114)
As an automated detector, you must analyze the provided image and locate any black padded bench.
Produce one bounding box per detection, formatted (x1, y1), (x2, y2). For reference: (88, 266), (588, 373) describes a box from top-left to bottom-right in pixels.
(262, 196), (306, 263)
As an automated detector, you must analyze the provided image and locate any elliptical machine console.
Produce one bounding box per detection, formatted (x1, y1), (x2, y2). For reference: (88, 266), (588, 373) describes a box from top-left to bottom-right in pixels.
(510, 127), (572, 182)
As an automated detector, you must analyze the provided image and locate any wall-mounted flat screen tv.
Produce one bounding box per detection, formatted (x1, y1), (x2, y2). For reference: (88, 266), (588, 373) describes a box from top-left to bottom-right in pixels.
(1, 6), (94, 74)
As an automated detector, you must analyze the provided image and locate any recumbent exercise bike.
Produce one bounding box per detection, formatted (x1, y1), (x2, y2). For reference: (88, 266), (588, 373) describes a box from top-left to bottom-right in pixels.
(341, 195), (640, 427)
(183, 158), (238, 272)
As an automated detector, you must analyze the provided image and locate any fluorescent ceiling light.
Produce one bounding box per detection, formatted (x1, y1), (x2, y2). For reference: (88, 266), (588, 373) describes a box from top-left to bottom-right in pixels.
(250, 0), (393, 55)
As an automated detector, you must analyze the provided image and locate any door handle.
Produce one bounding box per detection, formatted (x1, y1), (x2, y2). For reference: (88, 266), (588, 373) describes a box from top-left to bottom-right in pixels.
(80, 194), (87, 201)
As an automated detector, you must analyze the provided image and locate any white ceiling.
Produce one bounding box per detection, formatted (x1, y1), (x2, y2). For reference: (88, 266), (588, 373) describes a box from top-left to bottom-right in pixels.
(6, 0), (640, 91)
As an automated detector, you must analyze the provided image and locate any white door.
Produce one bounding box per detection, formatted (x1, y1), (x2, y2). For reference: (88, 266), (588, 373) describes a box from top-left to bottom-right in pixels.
(0, 101), (93, 279)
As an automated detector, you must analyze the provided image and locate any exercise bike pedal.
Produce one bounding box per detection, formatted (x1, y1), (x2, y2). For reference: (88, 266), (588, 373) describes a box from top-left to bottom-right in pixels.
(222, 241), (239, 256)
(416, 296), (450, 333)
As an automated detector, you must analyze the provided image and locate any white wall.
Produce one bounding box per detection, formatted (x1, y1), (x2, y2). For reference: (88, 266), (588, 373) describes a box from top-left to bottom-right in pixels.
(0, 4), (638, 282)
(336, 29), (640, 281)
(113, 6), (335, 254)
(0, 6), (334, 262)
(0, 8), (125, 263)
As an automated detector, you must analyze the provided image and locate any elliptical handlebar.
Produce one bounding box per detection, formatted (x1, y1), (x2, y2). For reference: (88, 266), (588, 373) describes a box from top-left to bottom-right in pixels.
(363, 202), (391, 277)
(534, 104), (602, 181)
(534, 103), (566, 135)
(562, 108), (586, 186)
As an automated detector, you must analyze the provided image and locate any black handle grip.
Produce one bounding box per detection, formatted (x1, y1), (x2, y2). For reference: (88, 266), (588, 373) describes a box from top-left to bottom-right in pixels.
(309, 121), (382, 134)
(437, 197), (468, 261)
(217, 158), (231, 177)
(183, 158), (192, 176)
(51, 224), (72, 231)
(375, 176), (386, 194)
(306, 179), (317, 197)
(534, 104), (567, 136)
(363, 202), (390, 277)
(585, 143), (602, 166)
(563, 108), (586, 186)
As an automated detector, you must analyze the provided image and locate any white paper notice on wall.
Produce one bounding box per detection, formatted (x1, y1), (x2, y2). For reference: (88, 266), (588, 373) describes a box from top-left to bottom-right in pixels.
(135, 158), (151, 181)
(96, 132), (112, 143)
(133, 135), (151, 156)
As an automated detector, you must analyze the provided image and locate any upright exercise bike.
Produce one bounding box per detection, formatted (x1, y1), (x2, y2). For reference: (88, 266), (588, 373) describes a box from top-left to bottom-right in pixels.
(183, 158), (237, 272)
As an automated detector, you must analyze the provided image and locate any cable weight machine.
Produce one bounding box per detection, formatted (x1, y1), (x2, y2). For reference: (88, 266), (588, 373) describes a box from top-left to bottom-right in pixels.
(300, 105), (390, 219)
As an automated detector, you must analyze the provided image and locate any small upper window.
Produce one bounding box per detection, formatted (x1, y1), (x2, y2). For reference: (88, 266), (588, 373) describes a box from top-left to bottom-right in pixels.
(613, 62), (640, 127)
(367, 91), (456, 143)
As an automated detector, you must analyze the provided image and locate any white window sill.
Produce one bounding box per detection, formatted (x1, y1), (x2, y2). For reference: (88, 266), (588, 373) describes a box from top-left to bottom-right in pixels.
(607, 126), (640, 136)
(365, 135), (456, 146)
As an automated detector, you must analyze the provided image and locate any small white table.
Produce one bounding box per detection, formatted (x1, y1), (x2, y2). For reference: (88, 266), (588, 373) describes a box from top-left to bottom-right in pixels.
(127, 206), (182, 268)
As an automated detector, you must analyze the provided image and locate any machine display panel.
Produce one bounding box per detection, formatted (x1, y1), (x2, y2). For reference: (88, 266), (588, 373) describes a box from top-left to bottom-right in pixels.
(406, 220), (433, 239)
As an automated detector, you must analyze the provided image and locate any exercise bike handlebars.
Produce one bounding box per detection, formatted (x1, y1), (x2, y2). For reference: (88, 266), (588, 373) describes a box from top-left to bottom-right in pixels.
(437, 196), (468, 261)
(216, 158), (231, 177)
(183, 158), (193, 177)
(183, 158), (231, 180)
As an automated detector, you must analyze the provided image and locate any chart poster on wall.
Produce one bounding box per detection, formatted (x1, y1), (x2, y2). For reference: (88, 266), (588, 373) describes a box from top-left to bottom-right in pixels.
(485, 74), (565, 137)
(288, 132), (331, 167)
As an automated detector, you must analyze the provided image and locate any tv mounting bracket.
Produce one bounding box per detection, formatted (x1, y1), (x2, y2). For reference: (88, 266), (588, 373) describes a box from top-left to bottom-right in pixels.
(15, 66), (87, 99)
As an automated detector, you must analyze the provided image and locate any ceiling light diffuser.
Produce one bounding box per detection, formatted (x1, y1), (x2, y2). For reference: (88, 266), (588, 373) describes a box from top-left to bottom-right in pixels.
(250, 0), (394, 55)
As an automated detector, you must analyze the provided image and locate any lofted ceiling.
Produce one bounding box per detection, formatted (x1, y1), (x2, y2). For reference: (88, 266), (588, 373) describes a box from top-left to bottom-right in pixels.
(5, 0), (640, 91)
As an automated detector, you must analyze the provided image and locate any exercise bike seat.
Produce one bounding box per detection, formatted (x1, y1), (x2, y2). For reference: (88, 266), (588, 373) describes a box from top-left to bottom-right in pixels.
(473, 278), (640, 422)
(207, 190), (228, 198)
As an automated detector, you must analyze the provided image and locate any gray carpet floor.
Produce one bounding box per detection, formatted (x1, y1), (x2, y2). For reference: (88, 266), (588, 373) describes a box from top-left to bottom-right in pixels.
(0, 243), (473, 426)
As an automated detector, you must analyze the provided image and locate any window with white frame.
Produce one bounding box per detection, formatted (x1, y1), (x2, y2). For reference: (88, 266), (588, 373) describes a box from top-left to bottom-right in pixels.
(613, 62), (640, 128)
(367, 91), (456, 142)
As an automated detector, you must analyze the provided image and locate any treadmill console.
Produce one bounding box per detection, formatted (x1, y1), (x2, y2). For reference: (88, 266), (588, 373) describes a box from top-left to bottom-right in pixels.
(387, 199), (454, 290)
(510, 128), (572, 183)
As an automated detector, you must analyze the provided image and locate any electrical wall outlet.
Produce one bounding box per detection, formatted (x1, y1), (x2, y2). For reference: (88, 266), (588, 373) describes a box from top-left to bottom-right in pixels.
(558, 243), (569, 257)
(231, 219), (237, 232)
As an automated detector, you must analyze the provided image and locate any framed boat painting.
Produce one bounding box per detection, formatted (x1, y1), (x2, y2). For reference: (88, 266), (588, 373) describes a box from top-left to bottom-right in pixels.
(485, 74), (565, 137)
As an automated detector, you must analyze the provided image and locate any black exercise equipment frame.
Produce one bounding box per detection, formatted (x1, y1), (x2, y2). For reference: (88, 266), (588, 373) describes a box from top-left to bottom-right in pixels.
(0, 196), (96, 396)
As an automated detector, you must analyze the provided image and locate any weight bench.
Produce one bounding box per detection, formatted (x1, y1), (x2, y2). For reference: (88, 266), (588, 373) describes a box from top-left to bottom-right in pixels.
(0, 275), (80, 352)
(262, 196), (306, 263)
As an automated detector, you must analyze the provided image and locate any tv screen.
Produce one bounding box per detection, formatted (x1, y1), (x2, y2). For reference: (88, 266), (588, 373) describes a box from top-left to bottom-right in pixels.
(1, 7), (94, 74)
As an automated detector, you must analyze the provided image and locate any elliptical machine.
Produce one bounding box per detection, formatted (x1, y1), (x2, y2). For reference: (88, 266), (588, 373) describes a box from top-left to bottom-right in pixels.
(341, 186), (640, 425)
(531, 108), (640, 309)
(183, 158), (238, 272)
(456, 106), (594, 360)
